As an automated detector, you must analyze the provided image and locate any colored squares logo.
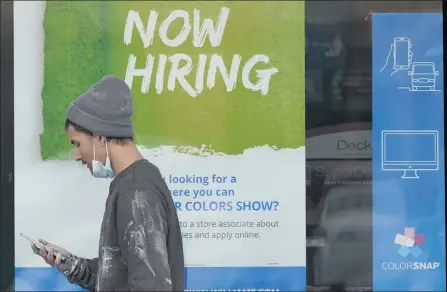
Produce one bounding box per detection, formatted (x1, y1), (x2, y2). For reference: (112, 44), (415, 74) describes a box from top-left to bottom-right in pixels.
(394, 227), (425, 258)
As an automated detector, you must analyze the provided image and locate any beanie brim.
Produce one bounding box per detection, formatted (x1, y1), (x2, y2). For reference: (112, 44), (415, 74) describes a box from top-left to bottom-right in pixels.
(66, 103), (134, 138)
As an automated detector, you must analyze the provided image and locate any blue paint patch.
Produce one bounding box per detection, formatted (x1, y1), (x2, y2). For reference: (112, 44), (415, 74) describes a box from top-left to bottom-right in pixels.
(15, 266), (306, 291)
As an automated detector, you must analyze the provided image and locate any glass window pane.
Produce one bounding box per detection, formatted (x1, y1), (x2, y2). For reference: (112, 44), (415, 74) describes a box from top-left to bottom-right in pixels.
(305, 1), (442, 290)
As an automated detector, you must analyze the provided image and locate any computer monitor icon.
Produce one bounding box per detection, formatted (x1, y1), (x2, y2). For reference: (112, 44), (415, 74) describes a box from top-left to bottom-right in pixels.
(381, 130), (439, 179)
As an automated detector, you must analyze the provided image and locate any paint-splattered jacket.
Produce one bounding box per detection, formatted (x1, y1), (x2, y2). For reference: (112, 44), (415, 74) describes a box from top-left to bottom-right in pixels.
(60, 159), (184, 291)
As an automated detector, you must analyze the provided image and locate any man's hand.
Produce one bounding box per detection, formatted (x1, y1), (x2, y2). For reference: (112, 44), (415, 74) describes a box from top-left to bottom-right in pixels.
(30, 240), (97, 290)
(30, 239), (79, 277)
(31, 239), (70, 266)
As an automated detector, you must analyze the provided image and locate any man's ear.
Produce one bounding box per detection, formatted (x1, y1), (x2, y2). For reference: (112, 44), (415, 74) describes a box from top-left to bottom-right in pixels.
(98, 136), (107, 145)
(92, 135), (106, 145)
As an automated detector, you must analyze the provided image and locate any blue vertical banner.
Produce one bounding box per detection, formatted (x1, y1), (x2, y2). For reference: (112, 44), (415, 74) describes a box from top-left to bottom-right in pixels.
(372, 13), (445, 291)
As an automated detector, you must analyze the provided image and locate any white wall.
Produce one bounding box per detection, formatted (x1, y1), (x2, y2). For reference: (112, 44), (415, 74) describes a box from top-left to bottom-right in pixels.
(14, 1), (45, 167)
(14, 1), (109, 266)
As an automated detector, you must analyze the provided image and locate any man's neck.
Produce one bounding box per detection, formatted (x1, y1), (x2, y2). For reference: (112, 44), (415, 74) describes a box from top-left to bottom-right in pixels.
(108, 143), (144, 175)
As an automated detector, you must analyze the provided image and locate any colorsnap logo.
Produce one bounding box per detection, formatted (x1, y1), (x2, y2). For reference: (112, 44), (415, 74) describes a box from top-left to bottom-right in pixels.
(336, 139), (372, 151)
(381, 228), (440, 270)
(382, 261), (440, 270)
(395, 227), (424, 258)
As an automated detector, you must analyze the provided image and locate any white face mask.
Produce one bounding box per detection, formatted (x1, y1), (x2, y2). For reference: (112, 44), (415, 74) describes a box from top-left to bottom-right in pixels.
(91, 141), (115, 179)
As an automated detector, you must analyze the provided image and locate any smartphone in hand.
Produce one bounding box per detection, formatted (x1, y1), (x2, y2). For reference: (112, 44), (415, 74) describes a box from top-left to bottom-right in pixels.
(20, 233), (67, 262)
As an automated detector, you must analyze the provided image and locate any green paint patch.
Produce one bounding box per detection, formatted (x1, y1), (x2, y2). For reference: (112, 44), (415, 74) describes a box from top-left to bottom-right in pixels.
(41, 1), (305, 160)
(41, 1), (107, 160)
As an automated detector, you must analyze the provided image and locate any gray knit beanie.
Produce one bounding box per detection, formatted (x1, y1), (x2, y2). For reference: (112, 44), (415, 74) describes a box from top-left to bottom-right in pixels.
(65, 75), (134, 137)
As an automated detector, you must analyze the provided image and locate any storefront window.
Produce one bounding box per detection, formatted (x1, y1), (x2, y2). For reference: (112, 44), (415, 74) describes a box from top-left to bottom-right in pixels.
(305, 1), (443, 290)
(2, 1), (445, 291)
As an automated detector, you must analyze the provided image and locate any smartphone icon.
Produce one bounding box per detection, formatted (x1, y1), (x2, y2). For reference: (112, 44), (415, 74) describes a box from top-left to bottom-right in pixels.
(393, 37), (412, 70)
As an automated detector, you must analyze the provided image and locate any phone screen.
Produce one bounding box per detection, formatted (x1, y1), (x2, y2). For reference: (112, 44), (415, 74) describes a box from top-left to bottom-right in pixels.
(20, 233), (41, 247)
(393, 37), (410, 69)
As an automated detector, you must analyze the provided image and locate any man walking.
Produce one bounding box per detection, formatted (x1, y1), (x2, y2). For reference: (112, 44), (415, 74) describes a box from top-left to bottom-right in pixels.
(31, 75), (184, 291)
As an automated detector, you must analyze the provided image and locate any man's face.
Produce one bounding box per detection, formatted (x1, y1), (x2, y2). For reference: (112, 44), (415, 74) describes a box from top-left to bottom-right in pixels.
(66, 125), (106, 170)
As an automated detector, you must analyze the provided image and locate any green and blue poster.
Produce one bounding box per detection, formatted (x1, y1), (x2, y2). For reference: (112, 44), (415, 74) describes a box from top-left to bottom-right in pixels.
(15, 1), (306, 290)
(40, 1), (305, 159)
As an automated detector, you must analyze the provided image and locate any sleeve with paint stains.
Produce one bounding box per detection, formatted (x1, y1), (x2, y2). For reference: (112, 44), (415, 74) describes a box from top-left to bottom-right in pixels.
(117, 189), (172, 291)
(59, 257), (98, 291)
